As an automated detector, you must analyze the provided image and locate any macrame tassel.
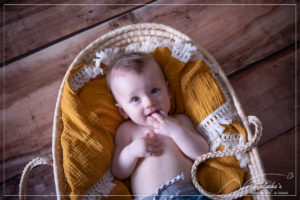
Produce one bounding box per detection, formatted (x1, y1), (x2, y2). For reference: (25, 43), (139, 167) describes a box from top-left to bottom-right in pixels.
(197, 102), (250, 168)
(69, 65), (104, 91)
(82, 170), (116, 200)
(172, 39), (197, 63)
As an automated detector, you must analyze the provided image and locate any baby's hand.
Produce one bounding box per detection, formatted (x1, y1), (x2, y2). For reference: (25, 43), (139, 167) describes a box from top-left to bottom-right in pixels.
(130, 132), (162, 158)
(149, 111), (184, 137)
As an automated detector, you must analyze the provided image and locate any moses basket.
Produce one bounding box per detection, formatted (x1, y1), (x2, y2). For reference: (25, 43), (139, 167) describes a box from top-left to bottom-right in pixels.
(19, 23), (271, 200)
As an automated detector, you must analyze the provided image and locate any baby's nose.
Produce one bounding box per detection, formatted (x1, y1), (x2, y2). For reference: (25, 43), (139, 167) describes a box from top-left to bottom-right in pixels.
(144, 96), (154, 108)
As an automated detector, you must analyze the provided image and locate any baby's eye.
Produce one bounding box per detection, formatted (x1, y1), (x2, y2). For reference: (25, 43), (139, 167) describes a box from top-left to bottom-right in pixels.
(130, 96), (139, 103)
(151, 88), (159, 94)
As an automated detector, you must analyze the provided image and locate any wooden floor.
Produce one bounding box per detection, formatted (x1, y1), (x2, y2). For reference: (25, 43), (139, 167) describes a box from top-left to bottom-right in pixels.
(1, 0), (298, 199)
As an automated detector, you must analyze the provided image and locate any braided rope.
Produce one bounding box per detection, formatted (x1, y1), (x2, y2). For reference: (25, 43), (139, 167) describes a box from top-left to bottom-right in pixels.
(191, 116), (263, 200)
(19, 155), (53, 200)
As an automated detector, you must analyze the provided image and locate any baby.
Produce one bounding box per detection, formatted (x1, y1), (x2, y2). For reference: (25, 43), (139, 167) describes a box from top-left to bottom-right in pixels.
(106, 52), (209, 199)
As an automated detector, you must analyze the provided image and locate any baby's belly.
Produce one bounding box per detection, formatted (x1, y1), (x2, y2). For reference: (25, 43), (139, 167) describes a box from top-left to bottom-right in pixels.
(131, 136), (193, 197)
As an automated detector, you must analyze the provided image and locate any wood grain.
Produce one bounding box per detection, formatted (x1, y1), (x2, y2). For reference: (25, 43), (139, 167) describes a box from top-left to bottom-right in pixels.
(0, 2), (297, 198)
(230, 46), (296, 145)
(258, 128), (299, 199)
(2, 0), (151, 64)
(1, 165), (56, 200)
(133, 2), (296, 75)
(2, 1), (296, 69)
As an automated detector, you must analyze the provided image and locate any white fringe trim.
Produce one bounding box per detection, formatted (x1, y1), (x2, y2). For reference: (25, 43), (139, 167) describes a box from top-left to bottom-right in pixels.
(69, 65), (104, 91)
(197, 102), (249, 168)
(172, 39), (197, 63)
(82, 170), (116, 200)
(125, 37), (166, 54)
(94, 47), (120, 69)
(69, 38), (198, 91)
(125, 38), (198, 63)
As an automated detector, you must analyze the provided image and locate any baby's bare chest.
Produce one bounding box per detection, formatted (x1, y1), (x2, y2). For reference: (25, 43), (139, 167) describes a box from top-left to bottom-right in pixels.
(131, 133), (193, 196)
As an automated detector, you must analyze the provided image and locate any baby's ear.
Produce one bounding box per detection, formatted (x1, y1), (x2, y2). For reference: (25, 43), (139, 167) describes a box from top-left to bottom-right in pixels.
(115, 103), (129, 119)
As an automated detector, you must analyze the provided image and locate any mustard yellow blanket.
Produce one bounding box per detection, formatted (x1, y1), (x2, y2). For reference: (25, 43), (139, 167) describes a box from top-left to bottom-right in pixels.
(61, 46), (250, 199)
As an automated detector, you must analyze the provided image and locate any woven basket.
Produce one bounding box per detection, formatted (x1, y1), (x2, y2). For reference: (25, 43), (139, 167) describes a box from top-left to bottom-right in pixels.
(19, 23), (270, 200)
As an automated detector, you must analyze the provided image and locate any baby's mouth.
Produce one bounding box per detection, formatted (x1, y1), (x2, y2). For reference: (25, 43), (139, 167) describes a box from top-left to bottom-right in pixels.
(146, 110), (159, 118)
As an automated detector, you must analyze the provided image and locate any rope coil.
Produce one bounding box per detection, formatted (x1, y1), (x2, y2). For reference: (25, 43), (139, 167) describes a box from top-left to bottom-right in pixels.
(191, 116), (263, 200)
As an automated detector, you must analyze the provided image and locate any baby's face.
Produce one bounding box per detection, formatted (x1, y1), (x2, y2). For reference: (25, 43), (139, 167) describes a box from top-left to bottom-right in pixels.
(110, 60), (171, 127)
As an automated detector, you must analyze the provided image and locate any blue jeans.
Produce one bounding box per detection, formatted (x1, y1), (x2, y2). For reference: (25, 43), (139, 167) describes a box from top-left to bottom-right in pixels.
(141, 182), (210, 200)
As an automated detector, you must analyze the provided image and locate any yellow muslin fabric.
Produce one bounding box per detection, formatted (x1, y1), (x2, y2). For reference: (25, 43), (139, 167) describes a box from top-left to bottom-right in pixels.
(60, 46), (249, 199)
(61, 64), (130, 199)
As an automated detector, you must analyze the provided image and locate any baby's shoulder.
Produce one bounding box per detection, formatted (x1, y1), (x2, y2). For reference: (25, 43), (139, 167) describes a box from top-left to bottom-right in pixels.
(114, 121), (137, 145)
(115, 120), (141, 138)
(117, 120), (136, 133)
(173, 114), (194, 127)
(173, 113), (190, 122)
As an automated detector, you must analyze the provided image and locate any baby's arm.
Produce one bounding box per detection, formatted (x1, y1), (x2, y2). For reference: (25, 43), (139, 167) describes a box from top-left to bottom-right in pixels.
(151, 112), (209, 160)
(111, 123), (162, 180)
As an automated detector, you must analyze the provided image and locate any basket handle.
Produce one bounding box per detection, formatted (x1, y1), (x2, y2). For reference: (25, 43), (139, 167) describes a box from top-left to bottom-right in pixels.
(191, 115), (263, 200)
(19, 155), (53, 200)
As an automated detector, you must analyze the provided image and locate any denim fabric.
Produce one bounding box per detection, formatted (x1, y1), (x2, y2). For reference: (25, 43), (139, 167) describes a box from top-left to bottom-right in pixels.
(140, 182), (210, 200)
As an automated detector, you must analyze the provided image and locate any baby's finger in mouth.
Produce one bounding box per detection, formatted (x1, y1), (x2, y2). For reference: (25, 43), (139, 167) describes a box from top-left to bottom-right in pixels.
(159, 110), (167, 116)
(151, 112), (164, 122)
(146, 115), (158, 124)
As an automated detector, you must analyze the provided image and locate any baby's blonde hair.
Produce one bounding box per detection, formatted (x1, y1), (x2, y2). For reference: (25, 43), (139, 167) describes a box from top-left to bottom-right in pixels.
(106, 52), (160, 91)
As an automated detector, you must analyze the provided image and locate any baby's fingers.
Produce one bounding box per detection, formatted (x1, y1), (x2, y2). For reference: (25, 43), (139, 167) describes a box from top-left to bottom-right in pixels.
(151, 112), (165, 123)
(159, 110), (168, 117)
(147, 115), (160, 125)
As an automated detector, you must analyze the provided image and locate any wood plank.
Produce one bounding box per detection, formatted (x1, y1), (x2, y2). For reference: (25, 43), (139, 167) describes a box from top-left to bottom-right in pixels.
(0, 8), (3, 67)
(2, 0), (150, 64)
(258, 128), (299, 199)
(229, 46), (296, 145)
(142, 2), (296, 74)
(1, 165), (56, 200)
(0, 2), (296, 195)
(2, 1), (296, 68)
